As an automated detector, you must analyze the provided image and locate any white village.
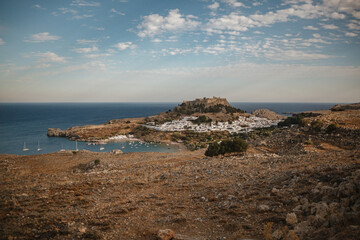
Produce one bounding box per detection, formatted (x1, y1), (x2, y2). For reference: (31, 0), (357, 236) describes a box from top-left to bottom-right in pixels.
(145, 115), (281, 133)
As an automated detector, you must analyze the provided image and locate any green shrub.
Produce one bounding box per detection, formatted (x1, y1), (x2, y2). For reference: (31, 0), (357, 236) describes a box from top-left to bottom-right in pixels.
(278, 115), (307, 127)
(310, 120), (323, 132)
(205, 138), (248, 157)
(94, 159), (100, 165)
(326, 123), (339, 133)
(205, 142), (221, 157)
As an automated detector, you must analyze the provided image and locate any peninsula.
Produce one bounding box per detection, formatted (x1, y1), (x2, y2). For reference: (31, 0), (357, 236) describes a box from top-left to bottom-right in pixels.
(1, 99), (360, 240)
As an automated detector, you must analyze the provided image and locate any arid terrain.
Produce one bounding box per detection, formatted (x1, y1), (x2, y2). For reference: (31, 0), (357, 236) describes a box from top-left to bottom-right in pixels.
(1, 108), (360, 240)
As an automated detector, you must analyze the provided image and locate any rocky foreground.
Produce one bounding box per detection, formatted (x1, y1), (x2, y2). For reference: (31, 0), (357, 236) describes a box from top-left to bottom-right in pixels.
(1, 108), (360, 240)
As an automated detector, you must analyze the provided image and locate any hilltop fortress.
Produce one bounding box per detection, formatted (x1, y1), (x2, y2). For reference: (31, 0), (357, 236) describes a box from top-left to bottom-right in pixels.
(179, 97), (230, 108)
(173, 97), (239, 114)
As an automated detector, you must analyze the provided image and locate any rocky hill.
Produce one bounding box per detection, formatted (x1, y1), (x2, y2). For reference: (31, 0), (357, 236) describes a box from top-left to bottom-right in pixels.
(173, 97), (243, 114)
(331, 102), (360, 111)
(252, 108), (286, 120)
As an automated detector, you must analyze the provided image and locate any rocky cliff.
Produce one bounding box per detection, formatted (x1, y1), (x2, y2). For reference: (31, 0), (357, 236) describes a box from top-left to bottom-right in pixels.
(47, 128), (66, 137)
(174, 97), (242, 114)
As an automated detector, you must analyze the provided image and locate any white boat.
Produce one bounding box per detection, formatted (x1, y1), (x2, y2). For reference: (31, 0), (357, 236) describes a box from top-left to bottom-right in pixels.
(23, 142), (29, 151)
(60, 144), (65, 152)
(100, 144), (104, 151)
(75, 140), (78, 151)
(37, 141), (42, 151)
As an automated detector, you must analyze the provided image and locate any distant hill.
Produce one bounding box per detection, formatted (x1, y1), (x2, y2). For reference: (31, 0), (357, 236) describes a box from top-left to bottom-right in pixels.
(173, 97), (244, 114)
(331, 103), (360, 111)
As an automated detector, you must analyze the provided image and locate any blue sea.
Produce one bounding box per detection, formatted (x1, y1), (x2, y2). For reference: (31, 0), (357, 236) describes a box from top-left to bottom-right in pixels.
(0, 102), (338, 155)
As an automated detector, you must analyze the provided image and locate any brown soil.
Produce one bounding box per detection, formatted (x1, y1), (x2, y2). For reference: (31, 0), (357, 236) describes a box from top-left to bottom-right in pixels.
(1, 133), (360, 240)
(1, 110), (360, 240)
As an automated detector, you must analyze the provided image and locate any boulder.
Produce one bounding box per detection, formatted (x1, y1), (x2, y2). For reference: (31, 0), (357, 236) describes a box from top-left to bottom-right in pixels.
(286, 212), (298, 225)
(157, 229), (175, 240)
(258, 204), (270, 212)
(112, 149), (123, 155)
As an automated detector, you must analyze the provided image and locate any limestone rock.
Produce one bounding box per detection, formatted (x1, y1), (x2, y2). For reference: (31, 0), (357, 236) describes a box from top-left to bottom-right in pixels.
(286, 212), (298, 225)
(112, 149), (123, 155)
(258, 204), (270, 212)
(157, 229), (175, 240)
(272, 229), (283, 240)
(294, 221), (314, 238)
(47, 128), (66, 137)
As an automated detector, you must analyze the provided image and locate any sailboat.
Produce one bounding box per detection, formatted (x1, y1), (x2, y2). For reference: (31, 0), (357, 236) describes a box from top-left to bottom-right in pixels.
(23, 142), (29, 151)
(37, 141), (42, 151)
(100, 144), (104, 151)
(60, 144), (65, 152)
(75, 140), (79, 152)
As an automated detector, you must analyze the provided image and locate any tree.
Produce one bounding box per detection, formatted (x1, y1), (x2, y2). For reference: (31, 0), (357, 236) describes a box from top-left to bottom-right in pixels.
(205, 138), (248, 157)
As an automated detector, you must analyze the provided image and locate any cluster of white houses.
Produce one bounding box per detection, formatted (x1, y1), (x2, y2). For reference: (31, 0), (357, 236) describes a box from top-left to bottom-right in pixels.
(146, 116), (281, 133)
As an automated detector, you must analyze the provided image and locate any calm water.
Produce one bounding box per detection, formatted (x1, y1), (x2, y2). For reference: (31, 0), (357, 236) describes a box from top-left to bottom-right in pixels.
(0, 102), (338, 155)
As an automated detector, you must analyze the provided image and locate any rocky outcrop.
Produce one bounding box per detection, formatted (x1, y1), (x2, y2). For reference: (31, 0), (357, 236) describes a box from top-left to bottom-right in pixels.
(252, 109), (286, 120)
(289, 168), (360, 239)
(174, 97), (243, 114)
(157, 229), (175, 240)
(181, 97), (230, 108)
(47, 128), (66, 137)
(331, 102), (360, 111)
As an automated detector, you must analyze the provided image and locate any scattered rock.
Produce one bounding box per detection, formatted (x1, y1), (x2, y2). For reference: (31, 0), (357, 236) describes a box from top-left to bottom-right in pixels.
(258, 204), (270, 212)
(157, 229), (175, 240)
(286, 212), (298, 225)
(112, 149), (123, 154)
(272, 229), (283, 240)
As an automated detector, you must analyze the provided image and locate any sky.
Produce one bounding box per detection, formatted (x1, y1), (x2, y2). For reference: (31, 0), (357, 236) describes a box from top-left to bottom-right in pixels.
(0, 0), (359, 103)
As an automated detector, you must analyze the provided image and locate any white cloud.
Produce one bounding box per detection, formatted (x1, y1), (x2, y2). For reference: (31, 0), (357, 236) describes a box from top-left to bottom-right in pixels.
(304, 25), (319, 30)
(152, 38), (163, 43)
(63, 61), (106, 72)
(77, 39), (98, 44)
(265, 50), (332, 60)
(330, 12), (346, 19)
(73, 14), (94, 19)
(137, 9), (200, 38)
(221, 0), (245, 8)
(84, 53), (111, 58)
(347, 20), (360, 30)
(208, 2), (220, 10)
(110, 8), (125, 16)
(74, 46), (98, 53)
(114, 42), (136, 50)
(52, 8), (77, 16)
(24, 32), (61, 43)
(37, 52), (67, 63)
(345, 32), (358, 37)
(0, 38), (4, 45)
(323, 0), (360, 14)
(70, 0), (100, 7)
(205, 3), (325, 34)
(33, 4), (45, 10)
(352, 11), (360, 19)
(321, 23), (338, 29)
